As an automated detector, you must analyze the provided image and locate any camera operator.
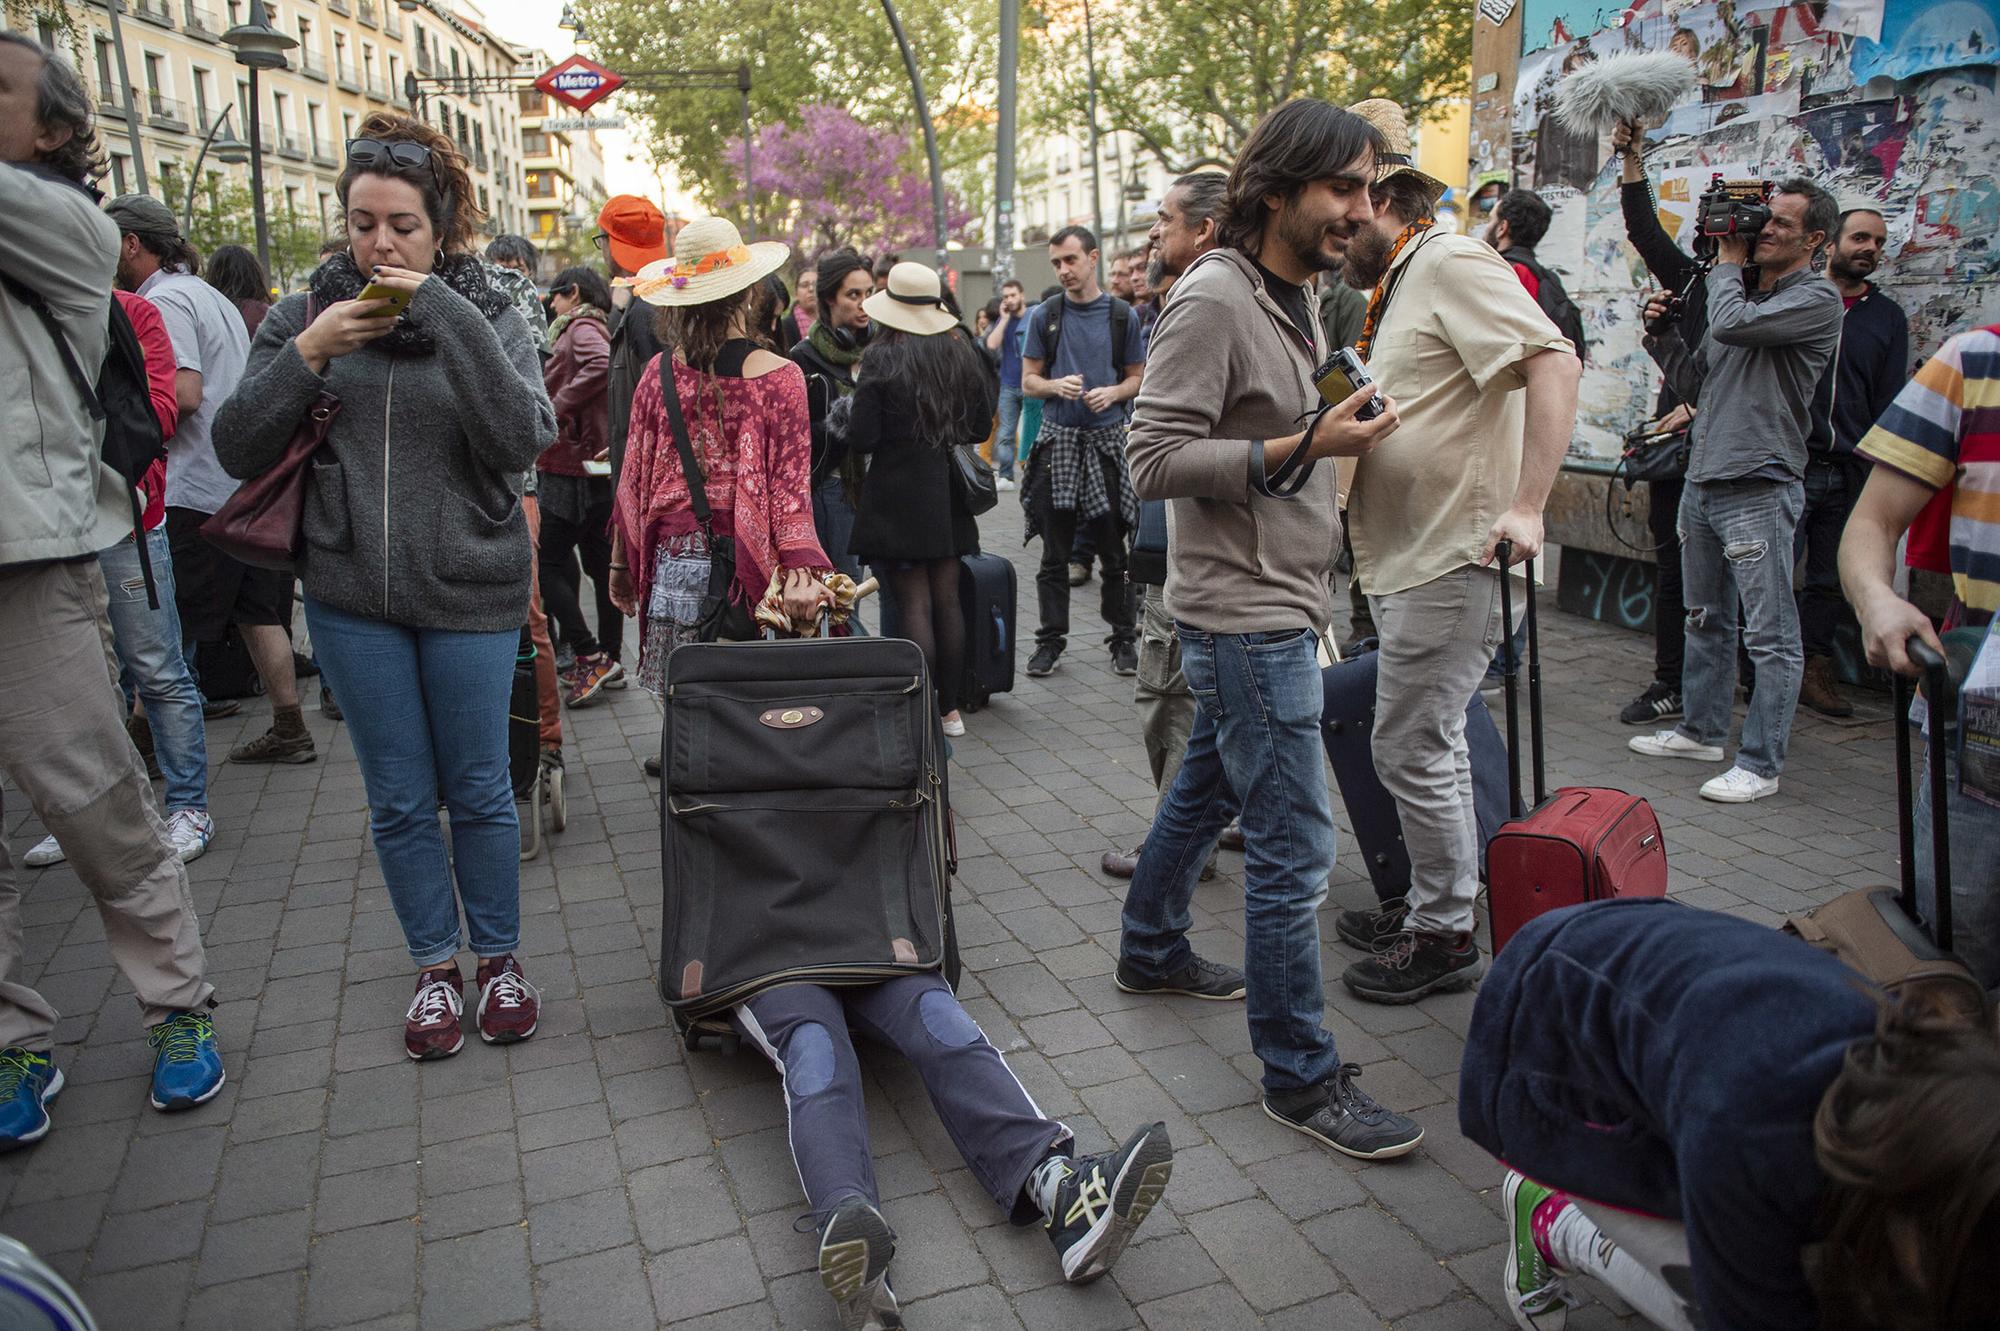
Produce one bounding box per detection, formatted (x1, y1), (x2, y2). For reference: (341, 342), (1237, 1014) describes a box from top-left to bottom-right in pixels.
(1629, 178), (1843, 804)
(1120, 100), (1424, 1160)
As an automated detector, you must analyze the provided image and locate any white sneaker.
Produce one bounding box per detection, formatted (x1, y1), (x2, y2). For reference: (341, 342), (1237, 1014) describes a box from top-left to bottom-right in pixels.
(1627, 730), (1724, 763)
(22, 835), (64, 868)
(941, 714), (966, 737)
(165, 809), (215, 863)
(995, 476), (1017, 491)
(1700, 767), (1779, 803)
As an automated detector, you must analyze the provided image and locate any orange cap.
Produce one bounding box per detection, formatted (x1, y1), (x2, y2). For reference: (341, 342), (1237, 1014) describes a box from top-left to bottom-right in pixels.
(597, 194), (668, 274)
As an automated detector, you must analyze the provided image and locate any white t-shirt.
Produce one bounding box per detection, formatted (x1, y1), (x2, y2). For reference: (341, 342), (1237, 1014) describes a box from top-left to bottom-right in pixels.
(139, 267), (251, 515)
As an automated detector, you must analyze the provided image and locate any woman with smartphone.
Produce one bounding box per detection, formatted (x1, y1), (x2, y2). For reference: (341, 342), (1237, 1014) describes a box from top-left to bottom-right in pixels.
(213, 111), (556, 1062)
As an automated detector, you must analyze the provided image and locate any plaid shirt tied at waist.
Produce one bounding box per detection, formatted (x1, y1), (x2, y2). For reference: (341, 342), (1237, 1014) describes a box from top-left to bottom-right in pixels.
(1023, 422), (1139, 543)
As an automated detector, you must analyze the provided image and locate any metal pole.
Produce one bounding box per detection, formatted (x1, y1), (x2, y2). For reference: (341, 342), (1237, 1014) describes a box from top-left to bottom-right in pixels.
(248, 66), (272, 275)
(880, 0), (949, 272)
(181, 107), (237, 236)
(105, 0), (150, 193)
(1082, 0), (1104, 284)
(737, 63), (754, 240)
(994, 0), (1019, 282)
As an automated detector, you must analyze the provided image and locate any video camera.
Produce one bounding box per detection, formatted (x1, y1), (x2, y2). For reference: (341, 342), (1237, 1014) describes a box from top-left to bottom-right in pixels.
(1692, 175), (1774, 262)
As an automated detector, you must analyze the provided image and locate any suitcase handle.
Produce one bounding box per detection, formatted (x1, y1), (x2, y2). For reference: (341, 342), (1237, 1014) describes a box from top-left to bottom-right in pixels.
(1495, 541), (1546, 818)
(1893, 636), (1953, 950)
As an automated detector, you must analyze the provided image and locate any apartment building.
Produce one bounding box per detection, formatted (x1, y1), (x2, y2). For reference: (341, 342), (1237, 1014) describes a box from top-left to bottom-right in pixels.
(1014, 126), (1173, 258)
(515, 47), (610, 261)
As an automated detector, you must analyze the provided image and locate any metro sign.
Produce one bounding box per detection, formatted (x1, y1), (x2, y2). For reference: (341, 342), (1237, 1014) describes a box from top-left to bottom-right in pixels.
(534, 55), (624, 112)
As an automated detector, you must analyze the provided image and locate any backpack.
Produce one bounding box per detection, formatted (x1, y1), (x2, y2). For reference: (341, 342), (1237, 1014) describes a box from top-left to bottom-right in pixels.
(1503, 248), (1588, 364)
(1034, 293), (1132, 380)
(2, 273), (169, 606)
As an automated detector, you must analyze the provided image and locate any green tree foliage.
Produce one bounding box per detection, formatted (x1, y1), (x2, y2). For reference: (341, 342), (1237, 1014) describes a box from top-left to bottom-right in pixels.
(1023, 0), (1472, 171)
(162, 168), (327, 292)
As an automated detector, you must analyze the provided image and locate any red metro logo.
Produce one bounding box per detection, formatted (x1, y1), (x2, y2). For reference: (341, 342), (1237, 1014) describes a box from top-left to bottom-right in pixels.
(533, 55), (625, 112)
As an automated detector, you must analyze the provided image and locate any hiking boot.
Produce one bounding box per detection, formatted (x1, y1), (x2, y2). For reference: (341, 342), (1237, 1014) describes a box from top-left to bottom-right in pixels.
(1114, 953), (1245, 1001)
(475, 954), (540, 1045)
(147, 1010), (225, 1111)
(1068, 560), (1092, 586)
(1799, 655), (1853, 718)
(1264, 1063), (1423, 1160)
(565, 652), (622, 708)
(0, 1048), (62, 1151)
(818, 1197), (901, 1331)
(405, 965), (465, 1061)
(1617, 681), (1683, 726)
(1030, 1123), (1174, 1283)
(1217, 818), (1244, 851)
(321, 685), (342, 721)
(1335, 896), (1409, 951)
(1343, 929), (1482, 1005)
(1626, 729), (1722, 762)
(165, 809), (215, 864)
(1026, 645), (1061, 678)
(1504, 1170), (1575, 1330)
(228, 727), (316, 765)
(21, 835), (64, 869)
(1109, 641), (1138, 676)
(1700, 766), (1780, 803)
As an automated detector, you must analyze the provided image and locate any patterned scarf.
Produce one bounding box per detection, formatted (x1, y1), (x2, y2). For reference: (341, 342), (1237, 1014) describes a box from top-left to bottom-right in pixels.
(547, 303), (608, 344)
(805, 319), (864, 370)
(1354, 219), (1435, 359)
(308, 249), (511, 355)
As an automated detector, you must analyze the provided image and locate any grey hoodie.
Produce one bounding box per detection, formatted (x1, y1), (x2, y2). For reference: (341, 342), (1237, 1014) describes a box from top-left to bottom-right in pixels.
(1126, 248), (1340, 634)
(212, 280), (555, 633)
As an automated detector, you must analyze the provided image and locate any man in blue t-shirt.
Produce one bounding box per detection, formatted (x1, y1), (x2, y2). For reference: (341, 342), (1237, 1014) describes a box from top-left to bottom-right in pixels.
(984, 277), (1028, 487)
(1021, 225), (1147, 679)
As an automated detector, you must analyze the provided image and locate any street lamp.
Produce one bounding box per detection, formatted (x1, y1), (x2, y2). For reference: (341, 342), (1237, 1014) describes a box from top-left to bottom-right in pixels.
(879, 0), (949, 273)
(180, 107), (252, 238)
(222, 0), (297, 277)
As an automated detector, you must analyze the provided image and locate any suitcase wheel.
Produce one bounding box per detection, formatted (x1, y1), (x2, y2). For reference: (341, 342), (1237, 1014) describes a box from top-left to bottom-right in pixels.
(546, 764), (567, 833)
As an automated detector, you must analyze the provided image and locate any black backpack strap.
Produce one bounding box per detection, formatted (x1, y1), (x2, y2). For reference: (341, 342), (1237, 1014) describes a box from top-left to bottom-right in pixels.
(658, 355), (713, 532)
(1109, 295), (1130, 371)
(0, 270), (107, 422)
(1038, 295), (1063, 367)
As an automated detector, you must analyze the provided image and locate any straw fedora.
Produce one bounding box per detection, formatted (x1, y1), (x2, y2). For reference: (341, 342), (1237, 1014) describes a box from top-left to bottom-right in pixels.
(862, 261), (959, 336)
(1348, 99), (1449, 205)
(633, 216), (789, 307)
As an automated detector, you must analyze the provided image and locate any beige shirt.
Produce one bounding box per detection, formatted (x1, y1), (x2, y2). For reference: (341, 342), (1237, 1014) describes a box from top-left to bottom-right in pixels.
(1347, 231), (1573, 597)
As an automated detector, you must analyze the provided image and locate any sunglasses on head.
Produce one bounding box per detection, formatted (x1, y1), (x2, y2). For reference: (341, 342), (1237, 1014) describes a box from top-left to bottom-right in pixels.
(346, 137), (441, 182)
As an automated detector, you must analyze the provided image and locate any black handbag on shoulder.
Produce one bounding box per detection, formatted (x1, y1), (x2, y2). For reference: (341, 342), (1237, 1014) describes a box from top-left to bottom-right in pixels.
(949, 442), (1000, 517)
(660, 356), (742, 643)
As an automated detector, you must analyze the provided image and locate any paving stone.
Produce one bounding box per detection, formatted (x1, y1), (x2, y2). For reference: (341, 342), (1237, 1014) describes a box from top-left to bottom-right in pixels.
(1303, 1205), (1466, 1321)
(305, 1220), (418, 1327)
(421, 1224), (534, 1331)
(185, 1272), (305, 1331)
(314, 1161), (419, 1233)
(1185, 1197), (1340, 1312)
(527, 1186), (637, 1263)
(90, 1199), (209, 1274)
(535, 1246), (656, 1331)
(199, 1207), (313, 1287)
(646, 1234), (766, 1321)
(630, 1157), (740, 1253)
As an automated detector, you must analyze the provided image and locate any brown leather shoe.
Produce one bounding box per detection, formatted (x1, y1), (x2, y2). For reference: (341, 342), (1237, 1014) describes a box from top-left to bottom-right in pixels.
(1102, 846), (1141, 879)
(1799, 655), (1853, 718)
(1217, 818), (1245, 852)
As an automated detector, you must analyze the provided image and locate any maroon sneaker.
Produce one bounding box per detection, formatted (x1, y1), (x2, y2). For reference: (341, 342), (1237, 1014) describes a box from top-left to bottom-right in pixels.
(405, 965), (465, 1061)
(475, 955), (540, 1044)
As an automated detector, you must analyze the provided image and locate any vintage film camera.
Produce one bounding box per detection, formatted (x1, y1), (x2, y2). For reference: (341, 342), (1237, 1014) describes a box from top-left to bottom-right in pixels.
(1314, 346), (1387, 421)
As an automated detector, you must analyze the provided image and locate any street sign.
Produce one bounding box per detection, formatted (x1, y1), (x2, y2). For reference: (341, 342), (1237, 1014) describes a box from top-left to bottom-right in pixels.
(539, 115), (627, 132)
(533, 55), (624, 112)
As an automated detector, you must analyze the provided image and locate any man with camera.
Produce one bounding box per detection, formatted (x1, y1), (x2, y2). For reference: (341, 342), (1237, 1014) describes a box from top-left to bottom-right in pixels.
(1333, 100), (1581, 1005)
(1120, 100), (1424, 1160)
(1629, 178), (1843, 803)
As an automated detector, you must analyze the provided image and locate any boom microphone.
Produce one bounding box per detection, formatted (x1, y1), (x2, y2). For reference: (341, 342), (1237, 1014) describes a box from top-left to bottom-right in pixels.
(1554, 51), (1697, 134)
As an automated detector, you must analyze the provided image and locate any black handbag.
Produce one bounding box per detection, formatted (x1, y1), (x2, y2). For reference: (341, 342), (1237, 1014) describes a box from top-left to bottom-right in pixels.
(949, 441), (1000, 517)
(1616, 423), (1691, 489)
(660, 356), (742, 643)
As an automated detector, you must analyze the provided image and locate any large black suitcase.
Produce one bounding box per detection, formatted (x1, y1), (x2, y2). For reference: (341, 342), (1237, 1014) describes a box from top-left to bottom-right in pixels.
(959, 551), (1017, 712)
(659, 635), (960, 1039)
(1321, 641), (1511, 904)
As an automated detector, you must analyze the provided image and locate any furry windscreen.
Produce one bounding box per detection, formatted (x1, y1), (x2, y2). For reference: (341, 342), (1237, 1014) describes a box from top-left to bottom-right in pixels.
(1554, 52), (1698, 134)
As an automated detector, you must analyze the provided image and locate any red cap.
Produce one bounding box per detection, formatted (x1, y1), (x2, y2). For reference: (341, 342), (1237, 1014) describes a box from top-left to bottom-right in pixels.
(597, 195), (668, 274)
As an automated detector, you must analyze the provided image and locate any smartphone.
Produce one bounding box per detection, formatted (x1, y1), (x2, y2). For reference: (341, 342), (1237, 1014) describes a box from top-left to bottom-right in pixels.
(356, 281), (413, 319)
(1314, 346), (1385, 421)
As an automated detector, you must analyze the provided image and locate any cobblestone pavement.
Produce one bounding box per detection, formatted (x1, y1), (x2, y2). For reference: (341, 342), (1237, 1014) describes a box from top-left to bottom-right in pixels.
(0, 516), (1905, 1331)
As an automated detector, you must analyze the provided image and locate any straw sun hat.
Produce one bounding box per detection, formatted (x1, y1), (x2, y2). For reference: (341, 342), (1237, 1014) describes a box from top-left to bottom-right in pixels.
(1347, 99), (1449, 206)
(633, 215), (790, 307)
(862, 261), (959, 336)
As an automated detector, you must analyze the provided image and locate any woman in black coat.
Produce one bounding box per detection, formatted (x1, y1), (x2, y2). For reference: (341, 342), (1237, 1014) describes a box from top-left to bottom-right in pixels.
(847, 262), (998, 735)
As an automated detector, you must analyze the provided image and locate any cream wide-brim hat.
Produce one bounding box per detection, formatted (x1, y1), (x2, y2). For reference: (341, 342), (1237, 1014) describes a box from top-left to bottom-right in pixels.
(1348, 98), (1450, 206)
(633, 215), (790, 308)
(862, 260), (959, 336)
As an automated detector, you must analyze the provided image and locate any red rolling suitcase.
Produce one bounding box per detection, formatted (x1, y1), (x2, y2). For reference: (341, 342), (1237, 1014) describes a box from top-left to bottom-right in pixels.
(1486, 546), (1668, 954)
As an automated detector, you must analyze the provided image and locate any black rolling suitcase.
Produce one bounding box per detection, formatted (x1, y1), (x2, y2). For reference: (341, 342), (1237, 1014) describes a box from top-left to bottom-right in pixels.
(1321, 641), (1511, 904)
(659, 634), (961, 1049)
(959, 550), (1016, 712)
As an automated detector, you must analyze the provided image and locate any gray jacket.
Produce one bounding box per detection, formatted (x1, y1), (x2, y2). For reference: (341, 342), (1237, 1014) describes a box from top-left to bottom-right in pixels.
(1644, 264), (1843, 483)
(1127, 247), (1340, 634)
(0, 163), (130, 568)
(212, 280), (555, 632)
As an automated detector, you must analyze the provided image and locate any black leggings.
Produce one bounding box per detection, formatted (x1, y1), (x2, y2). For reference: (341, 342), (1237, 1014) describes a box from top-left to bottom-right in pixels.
(539, 490), (618, 662)
(887, 559), (964, 718)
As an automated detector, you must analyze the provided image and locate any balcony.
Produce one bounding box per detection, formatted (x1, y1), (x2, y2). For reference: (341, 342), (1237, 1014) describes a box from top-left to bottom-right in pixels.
(299, 51), (328, 81)
(356, 0), (378, 26)
(98, 90), (129, 119)
(134, 0), (175, 27)
(183, 0), (222, 38)
(383, 8), (402, 37)
(472, 146), (489, 171)
(313, 144), (338, 167)
(278, 131), (307, 159)
(335, 60), (360, 91)
(146, 91), (189, 129)
(415, 45), (432, 75)
(328, 0), (349, 12)
(365, 76), (390, 103)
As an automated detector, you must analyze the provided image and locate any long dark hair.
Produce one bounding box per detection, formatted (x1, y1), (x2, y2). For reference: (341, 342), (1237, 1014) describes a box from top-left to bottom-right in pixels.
(659, 286), (758, 374)
(205, 244), (268, 303)
(860, 325), (996, 448)
(1218, 100), (1387, 254)
(1809, 993), (2000, 1330)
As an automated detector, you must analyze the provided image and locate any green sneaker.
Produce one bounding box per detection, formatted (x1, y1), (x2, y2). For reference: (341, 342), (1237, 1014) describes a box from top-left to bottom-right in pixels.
(1503, 1170), (1572, 1330)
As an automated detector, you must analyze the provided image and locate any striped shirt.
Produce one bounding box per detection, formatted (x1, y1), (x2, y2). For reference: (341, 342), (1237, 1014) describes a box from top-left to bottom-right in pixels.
(1855, 325), (2000, 618)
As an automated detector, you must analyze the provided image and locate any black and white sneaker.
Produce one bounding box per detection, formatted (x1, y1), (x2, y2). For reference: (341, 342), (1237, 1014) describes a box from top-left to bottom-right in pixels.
(1265, 1063), (1424, 1161)
(818, 1198), (902, 1331)
(1027, 645), (1062, 678)
(1032, 1123), (1174, 1283)
(1618, 682), (1684, 726)
(1114, 954), (1246, 1000)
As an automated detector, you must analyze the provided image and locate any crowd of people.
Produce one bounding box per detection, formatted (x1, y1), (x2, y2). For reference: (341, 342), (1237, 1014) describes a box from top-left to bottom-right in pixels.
(3, 28), (1997, 1331)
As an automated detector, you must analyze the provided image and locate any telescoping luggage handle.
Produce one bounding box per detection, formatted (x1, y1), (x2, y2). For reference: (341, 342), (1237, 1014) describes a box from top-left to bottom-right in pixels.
(1494, 540), (1546, 819)
(1894, 636), (1955, 950)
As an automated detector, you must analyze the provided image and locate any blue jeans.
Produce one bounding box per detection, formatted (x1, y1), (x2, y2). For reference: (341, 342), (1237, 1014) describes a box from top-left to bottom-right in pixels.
(1676, 478), (1804, 779)
(99, 527), (208, 812)
(1120, 626), (1341, 1095)
(1916, 741), (2000, 992)
(995, 384), (1023, 481)
(304, 596), (520, 966)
